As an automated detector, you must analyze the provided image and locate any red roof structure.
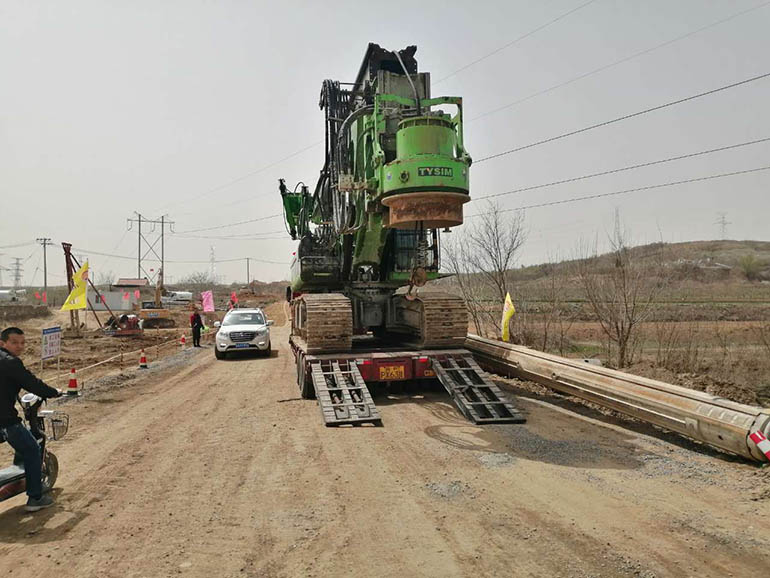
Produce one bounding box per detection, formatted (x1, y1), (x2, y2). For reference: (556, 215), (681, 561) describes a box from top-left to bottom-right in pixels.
(113, 278), (150, 288)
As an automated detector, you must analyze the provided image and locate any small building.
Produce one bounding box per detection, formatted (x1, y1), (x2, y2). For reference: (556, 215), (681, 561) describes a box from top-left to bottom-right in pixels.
(113, 278), (151, 289)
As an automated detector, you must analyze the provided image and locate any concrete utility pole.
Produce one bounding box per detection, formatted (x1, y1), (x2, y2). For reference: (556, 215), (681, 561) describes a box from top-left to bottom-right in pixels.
(246, 257), (250, 290)
(209, 246), (216, 282)
(126, 213), (175, 283)
(36, 237), (53, 298)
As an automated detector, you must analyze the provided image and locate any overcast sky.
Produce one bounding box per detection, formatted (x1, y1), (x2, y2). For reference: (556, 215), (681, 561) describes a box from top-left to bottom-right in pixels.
(1, 0), (768, 286)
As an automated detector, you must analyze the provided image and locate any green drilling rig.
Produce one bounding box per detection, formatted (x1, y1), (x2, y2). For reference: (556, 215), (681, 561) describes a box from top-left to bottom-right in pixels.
(279, 43), (472, 356)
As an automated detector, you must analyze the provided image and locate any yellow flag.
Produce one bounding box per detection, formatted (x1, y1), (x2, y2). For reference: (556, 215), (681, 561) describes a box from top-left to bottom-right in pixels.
(61, 262), (89, 311)
(501, 292), (515, 342)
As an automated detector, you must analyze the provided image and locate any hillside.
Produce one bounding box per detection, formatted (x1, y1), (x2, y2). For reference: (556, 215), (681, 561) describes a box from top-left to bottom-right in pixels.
(515, 239), (770, 282)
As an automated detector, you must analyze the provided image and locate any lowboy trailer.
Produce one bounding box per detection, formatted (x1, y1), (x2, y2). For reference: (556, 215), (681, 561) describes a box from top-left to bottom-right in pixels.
(290, 335), (525, 427)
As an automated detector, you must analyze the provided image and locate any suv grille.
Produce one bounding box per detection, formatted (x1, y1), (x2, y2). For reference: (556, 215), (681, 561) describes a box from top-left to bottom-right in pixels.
(230, 331), (256, 342)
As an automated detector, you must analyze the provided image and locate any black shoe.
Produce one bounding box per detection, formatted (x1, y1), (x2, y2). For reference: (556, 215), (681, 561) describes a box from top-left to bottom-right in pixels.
(25, 494), (55, 512)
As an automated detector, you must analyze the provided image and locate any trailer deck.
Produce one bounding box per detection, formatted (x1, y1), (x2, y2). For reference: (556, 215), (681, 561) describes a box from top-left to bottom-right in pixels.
(290, 336), (525, 427)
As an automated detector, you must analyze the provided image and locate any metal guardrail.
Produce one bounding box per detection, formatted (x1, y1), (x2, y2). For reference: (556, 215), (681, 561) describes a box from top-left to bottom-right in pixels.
(465, 334), (770, 462)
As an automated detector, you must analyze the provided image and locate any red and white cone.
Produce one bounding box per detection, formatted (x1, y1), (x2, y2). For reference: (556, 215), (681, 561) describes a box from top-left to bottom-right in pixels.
(66, 368), (80, 397)
(749, 430), (770, 462)
(139, 349), (148, 369)
(180, 334), (187, 348)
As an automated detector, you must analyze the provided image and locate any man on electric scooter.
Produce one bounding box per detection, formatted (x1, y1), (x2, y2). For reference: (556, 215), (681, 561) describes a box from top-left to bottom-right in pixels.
(0, 327), (62, 512)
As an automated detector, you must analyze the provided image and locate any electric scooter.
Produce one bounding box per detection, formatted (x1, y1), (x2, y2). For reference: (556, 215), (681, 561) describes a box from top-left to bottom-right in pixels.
(0, 393), (69, 503)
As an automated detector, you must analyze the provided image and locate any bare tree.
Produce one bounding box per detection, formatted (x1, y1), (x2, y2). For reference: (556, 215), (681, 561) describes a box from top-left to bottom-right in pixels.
(577, 216), (666, 368)
(442, 240), (488, 335)
(536, 254), (574, 352)
(95, 270), (116, 287)
(442, 201), (526, 338)
(178, 271), (217, 294)
(466, 202), (526, 304)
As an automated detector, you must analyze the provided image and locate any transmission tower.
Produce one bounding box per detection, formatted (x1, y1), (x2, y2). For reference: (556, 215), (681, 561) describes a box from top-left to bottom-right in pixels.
(209, 246), (216, 282)
(715, 212), (731, 240)
(11, 257), (23, 289)
(126, 212), (175, 283)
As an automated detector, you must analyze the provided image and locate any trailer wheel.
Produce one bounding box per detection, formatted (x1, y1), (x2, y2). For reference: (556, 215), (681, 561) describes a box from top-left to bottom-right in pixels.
(297, 353), (315, 400)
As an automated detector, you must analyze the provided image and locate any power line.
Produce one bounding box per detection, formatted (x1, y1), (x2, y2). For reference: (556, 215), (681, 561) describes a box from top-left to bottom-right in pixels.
(172, 229), (285, 239)
(174, 213), (283, 235)
(171, 233), (286, 242)
(473, 136), (770, 202)
(0, 241), (35, 250)
(469, 0), (770, 123)
(474, 71), (770, 164)
(136, 133), (770, 238)
(152, 5), (766, 234)
(160, 140), (323, 212)
(467, 165), (770, 217)
(69, 246), (287, 266)
(435, 0), (598, 84)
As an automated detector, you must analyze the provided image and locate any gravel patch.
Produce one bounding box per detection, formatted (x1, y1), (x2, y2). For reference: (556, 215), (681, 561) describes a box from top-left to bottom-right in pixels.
(424, 480), (472, 499)
(477, 452), (516, 468)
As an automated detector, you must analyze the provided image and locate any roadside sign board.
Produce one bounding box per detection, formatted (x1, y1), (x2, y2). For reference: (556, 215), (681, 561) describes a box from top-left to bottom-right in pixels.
(41, 326), (62, 360)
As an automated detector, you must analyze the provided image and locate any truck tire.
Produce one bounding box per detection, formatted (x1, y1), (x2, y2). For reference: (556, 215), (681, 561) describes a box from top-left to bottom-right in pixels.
(297, 353), (315, 399)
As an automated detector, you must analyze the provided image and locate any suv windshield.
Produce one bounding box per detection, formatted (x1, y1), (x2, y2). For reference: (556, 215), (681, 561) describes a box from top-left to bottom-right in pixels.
(222, 312), (265, 326)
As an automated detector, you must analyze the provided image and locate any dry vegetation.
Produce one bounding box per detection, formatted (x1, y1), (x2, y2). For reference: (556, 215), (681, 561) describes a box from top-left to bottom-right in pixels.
(441, 212), (770, 407)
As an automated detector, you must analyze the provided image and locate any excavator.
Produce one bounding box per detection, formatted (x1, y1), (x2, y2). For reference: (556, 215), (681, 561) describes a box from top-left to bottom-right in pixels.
(136, 268), (176, 329)
(279, 44), (523, 426)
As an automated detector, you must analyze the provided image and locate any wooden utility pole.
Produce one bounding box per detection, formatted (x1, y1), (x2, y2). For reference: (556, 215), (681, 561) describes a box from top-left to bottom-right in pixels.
(61, 243), (80, 333)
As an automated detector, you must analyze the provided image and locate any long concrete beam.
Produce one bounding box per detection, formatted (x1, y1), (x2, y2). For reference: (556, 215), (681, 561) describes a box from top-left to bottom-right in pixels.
(465, 334), (770, 462)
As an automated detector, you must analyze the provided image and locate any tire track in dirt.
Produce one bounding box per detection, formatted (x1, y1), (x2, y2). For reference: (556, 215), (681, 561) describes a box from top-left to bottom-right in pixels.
(1, 324), (769, 577)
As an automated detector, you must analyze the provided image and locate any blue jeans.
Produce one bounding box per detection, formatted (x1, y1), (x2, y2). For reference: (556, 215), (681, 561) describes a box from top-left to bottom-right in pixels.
(2, 423), (42, 499)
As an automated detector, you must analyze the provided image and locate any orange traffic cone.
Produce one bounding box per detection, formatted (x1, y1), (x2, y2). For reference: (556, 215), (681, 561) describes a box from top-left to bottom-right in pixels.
(139, 349), (148, 369)
(67, 368), (80, 396)
(180, 334), (186, 348)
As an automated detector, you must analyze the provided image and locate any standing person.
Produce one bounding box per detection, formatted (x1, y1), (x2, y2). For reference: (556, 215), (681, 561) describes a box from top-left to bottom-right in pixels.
(190, 309), (204, 348)
(0, 327), (62, 512)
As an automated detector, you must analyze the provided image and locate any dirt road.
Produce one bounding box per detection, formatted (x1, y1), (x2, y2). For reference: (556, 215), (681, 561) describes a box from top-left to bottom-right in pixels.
(1, 317), (769, 577)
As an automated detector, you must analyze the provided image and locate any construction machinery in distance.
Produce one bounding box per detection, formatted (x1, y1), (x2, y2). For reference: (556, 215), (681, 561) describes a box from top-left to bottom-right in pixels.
(136, 268), (176, 329)
(279, 43), (524, 427)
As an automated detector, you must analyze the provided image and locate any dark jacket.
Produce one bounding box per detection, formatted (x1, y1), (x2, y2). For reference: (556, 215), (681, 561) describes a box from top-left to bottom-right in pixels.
(0, 347), (59, 428)
(190, 313), (203, 329)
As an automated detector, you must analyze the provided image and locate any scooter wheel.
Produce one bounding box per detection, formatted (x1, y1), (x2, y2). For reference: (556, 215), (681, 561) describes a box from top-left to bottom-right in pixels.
(42, 452), (59, 489)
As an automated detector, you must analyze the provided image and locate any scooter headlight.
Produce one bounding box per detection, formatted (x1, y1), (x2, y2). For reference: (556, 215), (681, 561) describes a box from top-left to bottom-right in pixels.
(20, 393), (39, 407)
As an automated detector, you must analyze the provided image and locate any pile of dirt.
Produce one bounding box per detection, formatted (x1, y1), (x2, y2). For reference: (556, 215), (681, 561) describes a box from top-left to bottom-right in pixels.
(0, 304), (51, 323)
(629, 361), (762, 406)
(672, 372), (760, 406)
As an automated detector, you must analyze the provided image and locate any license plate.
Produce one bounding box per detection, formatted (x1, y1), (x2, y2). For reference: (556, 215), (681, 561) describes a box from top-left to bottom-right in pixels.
(379, 365), (405, 380)
(235, 343), (250, 349)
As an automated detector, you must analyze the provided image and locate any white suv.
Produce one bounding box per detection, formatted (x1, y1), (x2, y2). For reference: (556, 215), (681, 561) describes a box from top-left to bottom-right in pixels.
(214, 308), (274, 359)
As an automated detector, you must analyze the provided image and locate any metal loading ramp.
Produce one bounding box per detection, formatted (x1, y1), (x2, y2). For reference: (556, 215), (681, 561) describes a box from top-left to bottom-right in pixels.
(432, 353), (526, 424)
(309, 360), (382, 426)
